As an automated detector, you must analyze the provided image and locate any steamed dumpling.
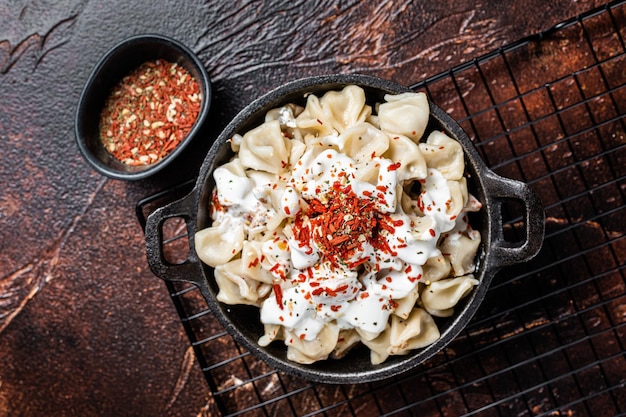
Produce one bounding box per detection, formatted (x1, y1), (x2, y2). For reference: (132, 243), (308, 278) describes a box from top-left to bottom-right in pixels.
(378, 92), (429, 142)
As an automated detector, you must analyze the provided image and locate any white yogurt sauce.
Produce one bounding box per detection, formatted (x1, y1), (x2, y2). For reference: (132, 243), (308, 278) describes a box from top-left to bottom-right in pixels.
(213, 130), (466, 342)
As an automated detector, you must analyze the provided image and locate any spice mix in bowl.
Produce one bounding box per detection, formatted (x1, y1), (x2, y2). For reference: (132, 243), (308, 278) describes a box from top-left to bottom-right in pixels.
(145, 74), (544, 383)
(75, 34), (212, 181)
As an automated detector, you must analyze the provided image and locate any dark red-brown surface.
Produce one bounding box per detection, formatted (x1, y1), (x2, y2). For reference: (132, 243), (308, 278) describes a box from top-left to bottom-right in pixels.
(0, 1), (617, 416)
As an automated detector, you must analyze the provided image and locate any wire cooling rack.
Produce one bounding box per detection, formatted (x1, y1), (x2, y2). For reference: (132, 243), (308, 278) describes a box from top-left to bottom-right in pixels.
(137, 1), (626, 415)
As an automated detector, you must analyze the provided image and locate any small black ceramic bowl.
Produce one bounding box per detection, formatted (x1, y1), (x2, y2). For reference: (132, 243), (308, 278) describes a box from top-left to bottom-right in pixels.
(75, 34), (212, 181)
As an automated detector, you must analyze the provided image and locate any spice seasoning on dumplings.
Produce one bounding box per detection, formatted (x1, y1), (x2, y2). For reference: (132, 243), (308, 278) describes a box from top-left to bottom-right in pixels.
(99, 59), (201, 166)
(296, 179), (402, 271)
(198, 86), (483, 365)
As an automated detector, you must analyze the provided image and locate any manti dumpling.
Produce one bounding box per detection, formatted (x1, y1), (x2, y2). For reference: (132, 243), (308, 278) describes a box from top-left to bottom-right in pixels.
(421, 275), (479, 317)
(296, 85), (372, 137)
(378, 92), (429, 142)
(239, 119), (291, 174)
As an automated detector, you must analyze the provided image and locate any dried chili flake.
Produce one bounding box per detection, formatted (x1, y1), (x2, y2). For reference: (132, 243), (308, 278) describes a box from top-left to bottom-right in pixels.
(387, 162), (401, 171)
(325, 287), (337, 297)
(312, 287), (324, 296)
(293, 179), (403, 269)
(273, 284), (284, 310)
(99, 59), (201, 166)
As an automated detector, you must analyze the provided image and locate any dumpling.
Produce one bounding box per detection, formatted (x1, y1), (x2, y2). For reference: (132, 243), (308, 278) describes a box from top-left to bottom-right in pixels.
(378, 92), (429, 142)
(194, 217), (244, 267)
(358, 324), (391, 365)
(331, 329), (361, 359)
(418, 130), (464, 180)
(383, 133), (427, 182)
(212, 158), (253, 207)
(295, 93), (336, 138)
(446, 178), (469, 219)
(319, 85), (372, 133)
(296, 85), (372, 137)
(285, 323), (340, 364)
(422, 254), (452, 283)
(340, 122), (389, 163)
(393, 285), (420, 320)
(214, 259), (272, 306)
(388, 308), (440, 355)
(239, 119), (291, 174)
(240, 240), (275, 284)
(258, 323), (284, 347)
(421, 275), (479, 317)
(440, 231), (481, 276)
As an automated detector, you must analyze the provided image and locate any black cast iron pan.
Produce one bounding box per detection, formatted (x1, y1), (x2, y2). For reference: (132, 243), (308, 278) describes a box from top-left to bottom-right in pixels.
(145, 74), (544, 384)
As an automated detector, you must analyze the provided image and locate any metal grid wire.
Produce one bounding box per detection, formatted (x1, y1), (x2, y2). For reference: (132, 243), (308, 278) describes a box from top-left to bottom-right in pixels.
(137, 1), (626, 415)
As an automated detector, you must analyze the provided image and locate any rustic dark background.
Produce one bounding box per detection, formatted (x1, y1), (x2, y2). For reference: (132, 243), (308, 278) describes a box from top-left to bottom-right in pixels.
(0, 1), (616, 416)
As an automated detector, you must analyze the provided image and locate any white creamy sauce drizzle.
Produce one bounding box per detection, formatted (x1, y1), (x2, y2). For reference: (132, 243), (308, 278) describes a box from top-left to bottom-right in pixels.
(214, 143), (470, 341)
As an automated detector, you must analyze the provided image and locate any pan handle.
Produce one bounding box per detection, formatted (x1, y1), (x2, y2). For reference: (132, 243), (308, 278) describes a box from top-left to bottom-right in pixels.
(483, 170), (545, 270)
(144, 191), (204, 286)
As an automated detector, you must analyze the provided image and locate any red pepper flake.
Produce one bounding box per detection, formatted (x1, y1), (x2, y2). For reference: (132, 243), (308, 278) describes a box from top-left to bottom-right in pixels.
(247, 258), (259, 268)
(99, 59), (201, 166)
(335, 284), (349, 292)
(330, 305), (341, 312)
(429, 229), (436, 237)
(270, 263), (286, 280)
(273, 284), (284, 310)
(360, 292), (369, 299)
(299, 333), (306, 340)
(408, 274), (422, 283)
(387, 162), (401, 171)
(325, 287), (337, 297)
(405, 265), (412, 273)
(330, 235), (350, 245)
(416, 195), (425, 212)
(385, 276), (393, 283)
(312, 287), (324, 296)
(291, 179), (403, 269)
(348, 257), (369, 269)
(284, 206), (291, 215)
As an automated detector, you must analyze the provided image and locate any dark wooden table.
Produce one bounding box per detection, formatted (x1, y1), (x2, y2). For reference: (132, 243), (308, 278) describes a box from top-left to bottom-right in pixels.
(1, 1), (621, 416)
